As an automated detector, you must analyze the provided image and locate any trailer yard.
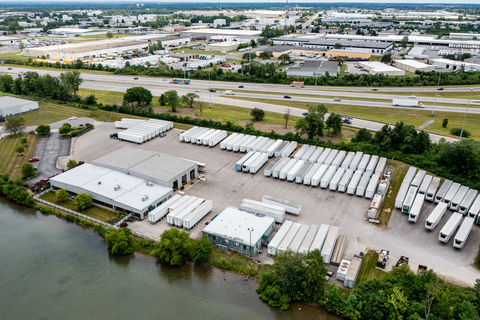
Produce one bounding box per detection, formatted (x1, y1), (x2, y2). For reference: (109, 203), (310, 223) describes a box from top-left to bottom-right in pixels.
(65, 123), (480, 286)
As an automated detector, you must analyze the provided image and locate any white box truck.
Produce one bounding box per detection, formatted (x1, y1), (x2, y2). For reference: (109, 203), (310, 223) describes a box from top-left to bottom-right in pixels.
(425, 177), (441, 201)
(365, 174), (381, 199)
(329, 167), (346, 191)
(392, 99), (424, 108)
(268, 220), (293, 255)
(402, 186), (418, 213)
(450, 186), (469, 211)
(356, 172), (371, 197)
(435, 180), (453, 203)
(347, 170), (363, 195)
(453, 217), (475, 249)
(425, 202), (448, 230)
(338, 169), (354, 193)
(439, 213), (463, 243)
(459, 189), (477, 214)
(408, 194), (426, 223)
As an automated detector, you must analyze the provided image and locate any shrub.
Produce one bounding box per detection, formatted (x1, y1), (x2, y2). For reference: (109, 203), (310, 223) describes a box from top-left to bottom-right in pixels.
(74, 193), (93, 210)
(56, 189), (69, 202)
(71, 130), (82, 137)
(442, 118), (448, 128)
(105, 227), (134, 255)
(450, 128), (471, 138)
(251, 108), (266, 121)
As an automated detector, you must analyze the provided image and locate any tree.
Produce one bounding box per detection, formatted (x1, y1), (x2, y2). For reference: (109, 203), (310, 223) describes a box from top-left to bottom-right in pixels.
(15, 145), (25, 155)
(242, 52), (257, 61)
(259, 52), (271, 60)
(123, 86), (153, 107)
(58, 125), (71, 135)
(442, 118), (448, 128)
(106, 31), (113, 39)
(74, 193), (93, 210)
(251, 108), (266, 121)
(385, 287), (408, 320)
(18, 41), (25, 50)
(181, 92), (199, 108)
(158, 93), (166, 106)
(20, 137), (27, 145)
(21, 162), (35, 177)
(164, 90), (180, 112)
(5, 117), (25, 135)
(67, 159), (77, 169)
(258, 37), (268, 45)
(325, 113), (343, 136)
(35, 124), (51, 136)
(250, 39), (257, 47)
(295, 104), (328, 139)
(400, 36), (409, 48)
(105, 227), (134, 255)
(153, 228), (191, 266)
(59, 71), (83, 96)
(284, 108), (291, 128)
(56, 189), (69, 202)
(278, 54), (291, 64)
(190, 235), (213, 263)
(352, 128), (373, 143)
(381, 54), (392, 64)
(197, 100), (205, 116)
(334, 42), (343, 49)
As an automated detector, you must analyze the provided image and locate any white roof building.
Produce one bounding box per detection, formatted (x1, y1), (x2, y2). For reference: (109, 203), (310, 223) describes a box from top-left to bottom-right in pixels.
(394, 60), (435, 73)
(358, 61), (405, 76)
(429, 59), (480, 71)
(0, 96), (39, 118)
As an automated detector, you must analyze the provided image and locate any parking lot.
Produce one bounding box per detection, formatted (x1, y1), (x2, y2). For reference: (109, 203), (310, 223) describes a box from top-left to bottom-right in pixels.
(68, 123), (480, 285)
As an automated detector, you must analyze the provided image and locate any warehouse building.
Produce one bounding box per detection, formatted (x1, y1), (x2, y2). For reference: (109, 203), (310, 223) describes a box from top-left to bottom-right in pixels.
(449, 33), (480, 40)
(394, 60), (435, 73)
(358, 61), (405, 76)
(258, 46), (371, 60)
(271, 37), (392, 54)
(428, 59), (480, 71)
(202, 206), (276, 256)
(22, 35), (190, 60)
(180, 28), (261, 41)
(205, 41), (246, 52)
(92, 147), (198, 190)
(287, 60), (339, 77)
(50, 163), (173, 219)
(0, 97), (39, 118)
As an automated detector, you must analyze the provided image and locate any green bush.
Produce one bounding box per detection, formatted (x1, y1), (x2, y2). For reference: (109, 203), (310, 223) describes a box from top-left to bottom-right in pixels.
(450, 128), (471, 138)
(105, 227), (134, 255)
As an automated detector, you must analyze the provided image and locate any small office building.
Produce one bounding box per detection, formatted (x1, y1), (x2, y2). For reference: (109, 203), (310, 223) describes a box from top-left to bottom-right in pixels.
(0, 97), (39, 118)
(202, 206), (276, 255)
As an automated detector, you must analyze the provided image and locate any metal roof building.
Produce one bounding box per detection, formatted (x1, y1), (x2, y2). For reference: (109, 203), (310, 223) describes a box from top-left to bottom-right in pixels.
(50, 163), (173, 219)
(287, 60), (339, 77)
(92, 147), (198, 190)
(202, 206), (276, 256)
(0, 96), (39, 118)
(358, 61), (405, 76)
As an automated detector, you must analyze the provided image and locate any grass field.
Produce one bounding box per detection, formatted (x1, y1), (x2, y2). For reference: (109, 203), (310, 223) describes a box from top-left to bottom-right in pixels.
(355, 250), (388, 286)
(1, 63), (113, 75)
(0, 133), (38, 179)
(0, 51), (30, 61)
(224, 96), (480, 140)
(359, 89), (480, 100)
(40, 191), (119, 222)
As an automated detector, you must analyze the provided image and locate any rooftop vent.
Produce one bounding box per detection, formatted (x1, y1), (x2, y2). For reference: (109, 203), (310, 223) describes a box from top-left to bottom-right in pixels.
(142, 195), (149, 201)
(146, 181), (153, 186)
(98, 181), (101, 185)
(114, 184), (121, 190)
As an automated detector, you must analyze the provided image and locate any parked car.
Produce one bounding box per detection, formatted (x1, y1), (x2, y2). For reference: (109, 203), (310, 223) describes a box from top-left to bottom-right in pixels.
(40, 178), (49, 183)
(29, 157), (39, 162)
(160, 133), (166, 138)
(69, 116), (77, 120)
(284, 95), (291, 99)
(238, 85), (244, 88)
(334, 98), (341, 101)
(209, 89), (216, 92)
(408, 95), (416, 99)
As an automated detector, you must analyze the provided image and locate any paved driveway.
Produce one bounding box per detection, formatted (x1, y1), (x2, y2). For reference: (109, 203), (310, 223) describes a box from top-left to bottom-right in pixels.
(28, 132), (71, 184)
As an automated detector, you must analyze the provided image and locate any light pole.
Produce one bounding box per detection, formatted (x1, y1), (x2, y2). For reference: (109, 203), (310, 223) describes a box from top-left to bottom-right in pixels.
(209, 72), (212, 109)
(459, 88), (473, 142)
(430, 72), (441, 131)
(247, 227), (254, 256)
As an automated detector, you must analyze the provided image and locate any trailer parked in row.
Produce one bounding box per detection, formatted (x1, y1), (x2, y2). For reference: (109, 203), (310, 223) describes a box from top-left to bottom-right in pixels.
(232, 135), (251, 152)
(320, 165), (337, 189)
(226, 134), (244, 150)
(179, 126), (200, 142)
(330, 167), (346, 191)
(347, 170), (363, 195)
(321, 226), (339, 264)
(272, 157), (291, 178)
(259, 139), (275, 154)
(341, 152), (355, 169)
(338, 169), (354, 192)
(402, 187), (419, 214)
(303, 163), (322, 185)
(468, 195), (480, 219)
(294, 144), (310, 160)
(411, 170), (426, 188)
(235, 151), (255, 171)
(374, 157), (387, 175)
(317, 148), (332, 164)
(459, 189), (477, 214)
(439, 213), (463, 243)
(302, 146), (317, 162)
(262, 195), (301, 215)
(295, 162), (313, 183)
(281, 142), (298, 157)
(277, 222), (301, 253)
(239, 136), (257, 153)
(349, 152), (363, 170)
(242, 152), (261, 172)
(403, 167), (417, 184)
(148, 195), (182, 223)
(425, 177), (441, 201)
(182, 200), (213, 229)
(408, 194), (426, 223)
(264, 156), (283, 177)
(395, 182), (410, 209)
(240, 199), (285, 223)
(425, 202), (448, 230)
(332, 150), (346, 168)
(444, 183), (461, 206)
(366, 155), (378, 175)
(174, 198), (205, 227)
(450, 186), (470, 211)
(453, 217), (475, 249)
(220, 132), (239, 149)
(167, 196), (199, 225)
(365, 174), (381, 199)
(324, 150), (339, 166)
(267, 140), (283, 157)
(274, 141), (289, 157)
(357, 154), (370, 173)
(287, 160), (305, 181)
(279, 159), (298, 180)
(250, 153), (269, 174)
(418, 175), (433, 195)
(209, 131), (227, 147)
(310, 224), (330, 253)
(245, 137), (261, 152)
(356, 172), (371, 197)
(311, 164), (329, 187)
(298, 225), (319, 254)
(288, 225), (310, 253)
(435, 180), (453, 203)
(268, 221), (293, 255)
(308, 147), (323, 163)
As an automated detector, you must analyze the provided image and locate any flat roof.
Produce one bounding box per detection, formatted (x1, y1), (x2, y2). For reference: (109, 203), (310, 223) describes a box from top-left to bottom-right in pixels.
(289, 60), (339, 73)
(359, 61), (403, 72)
(202, 206), (275, 246)
(328, 48), (372, 54)
(181, 29), (261, 36)
(206, 40), (246, 47)
(93, 147), (197, 183)
(306, 39), (392, 49)
(395, 59), (432, 69)
(0, 96), (38, 109)
(262, 45), (327, 53)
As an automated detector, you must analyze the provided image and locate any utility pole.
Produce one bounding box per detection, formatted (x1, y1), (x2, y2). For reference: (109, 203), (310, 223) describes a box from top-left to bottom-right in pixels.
(459, 88), (473, 142)
(209, 71), (212, 109)
(431, 72), (441, 131)
(247, 227), (254, 256)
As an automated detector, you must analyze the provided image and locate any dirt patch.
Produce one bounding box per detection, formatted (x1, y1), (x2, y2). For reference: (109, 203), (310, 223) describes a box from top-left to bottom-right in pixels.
(106, 99), (122, 106)
(153, 107), (195, 115)
(342, 129), (355, 137)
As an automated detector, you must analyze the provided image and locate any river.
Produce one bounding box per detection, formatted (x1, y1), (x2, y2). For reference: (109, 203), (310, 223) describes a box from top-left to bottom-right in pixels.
(0, 197), (341, 320)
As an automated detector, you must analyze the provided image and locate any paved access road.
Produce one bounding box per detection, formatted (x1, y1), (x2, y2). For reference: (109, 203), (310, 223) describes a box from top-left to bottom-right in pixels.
(29, 132), (71, 184)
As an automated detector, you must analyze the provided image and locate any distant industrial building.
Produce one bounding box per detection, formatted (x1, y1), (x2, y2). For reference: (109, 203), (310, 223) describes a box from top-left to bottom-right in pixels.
(258, 46), (371, 60)
(92, 147), (198, 190)
(22, 35), (190, 60)
(358, 61), (405, 76)
(405, 47), (428, 59)
(287, 60), (339, 77)
(205, 41), (246, 52)
(271, 37), (392, 54)
(428, 59), (480, 71)
(180, 28), (261, 41)
(202, 206), (276, 256)
(0, 97), (39, 118)
(449, 33), (480, 40)
(394, 60), (435, 73)
(50, 163), (173, 219)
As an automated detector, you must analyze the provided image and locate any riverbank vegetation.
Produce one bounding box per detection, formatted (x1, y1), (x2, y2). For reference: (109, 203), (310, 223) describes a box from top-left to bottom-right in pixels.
(0, 133), (38, 180)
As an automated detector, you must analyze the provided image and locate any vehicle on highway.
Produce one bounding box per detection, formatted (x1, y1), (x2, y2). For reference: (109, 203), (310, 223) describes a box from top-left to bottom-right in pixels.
(302, 112), (309, 116)
(372, 88), (378, 91)
(8, 67), (12, 70)
(225, 90), (235, 95)
(133, 77), (138, 80)
(195, 90), (201, 92)
(173, 78), (190, 85)
(69, 116), (77, 120)
(409, 95), (416, 99)
(238, 85), (244, 88)
(473, 100), (480, 103)
(284, 95), (291, 99)
(334, 98), (341, 101)
(160, 133), (166, 138)
(392, 99), (424, 108)
(438, 87), (444, 90)
(209, 89), (216, 92)
(163, 79), (167, 81)
(29, 157), (39, 162)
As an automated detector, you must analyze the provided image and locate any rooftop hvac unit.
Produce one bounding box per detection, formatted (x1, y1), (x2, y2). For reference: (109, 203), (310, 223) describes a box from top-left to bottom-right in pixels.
(142, 195), (149, 201)
(114, 184), (121, 190)
(98, 181), (101, 184)
(146, 181), (153, 186)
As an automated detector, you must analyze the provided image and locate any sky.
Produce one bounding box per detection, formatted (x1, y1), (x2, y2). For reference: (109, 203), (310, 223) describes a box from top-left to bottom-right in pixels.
(2, 0), (480, 3)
